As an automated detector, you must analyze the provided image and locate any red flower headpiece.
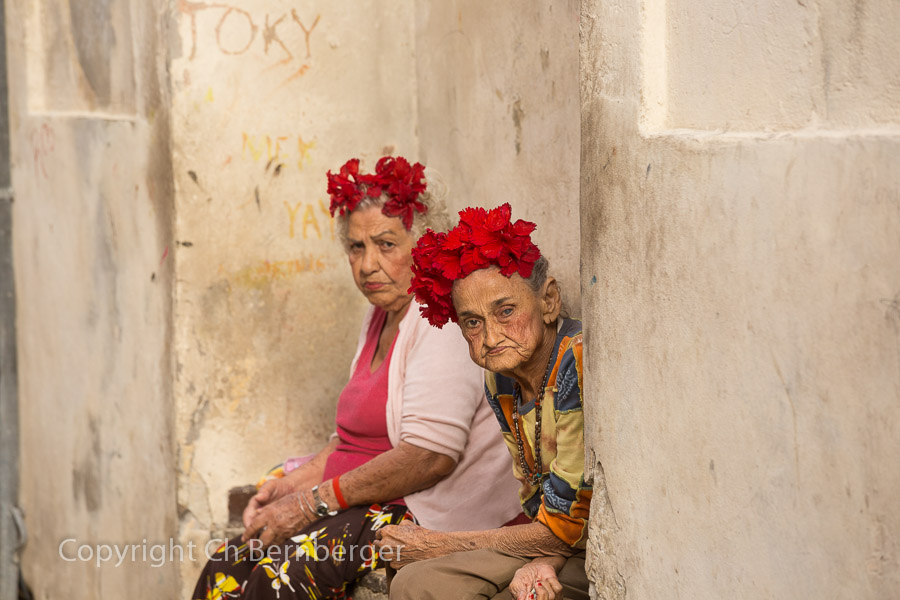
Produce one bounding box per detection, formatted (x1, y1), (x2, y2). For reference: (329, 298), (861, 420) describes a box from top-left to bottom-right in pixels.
(409, 203), (541, 328)
(326, 156), (428, 230)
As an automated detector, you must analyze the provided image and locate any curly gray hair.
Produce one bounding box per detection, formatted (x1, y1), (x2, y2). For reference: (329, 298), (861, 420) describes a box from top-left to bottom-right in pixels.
(336, 167), (452, 248)
(525, 255), (569, 318)
(524, 255), (550, 293)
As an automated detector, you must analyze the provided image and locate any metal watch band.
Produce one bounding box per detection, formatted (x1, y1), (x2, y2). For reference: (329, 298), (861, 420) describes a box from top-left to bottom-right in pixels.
(310, 485), (339, 517)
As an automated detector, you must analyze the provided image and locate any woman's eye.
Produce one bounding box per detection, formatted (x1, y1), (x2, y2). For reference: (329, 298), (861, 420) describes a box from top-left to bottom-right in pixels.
(500, 307), (514, 317)
(380, 241), (395, 249)
(466, 319), (480, 329)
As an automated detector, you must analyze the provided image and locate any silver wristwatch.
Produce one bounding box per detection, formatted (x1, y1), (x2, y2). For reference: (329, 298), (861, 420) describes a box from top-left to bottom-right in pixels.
(310, 485), (339, 517)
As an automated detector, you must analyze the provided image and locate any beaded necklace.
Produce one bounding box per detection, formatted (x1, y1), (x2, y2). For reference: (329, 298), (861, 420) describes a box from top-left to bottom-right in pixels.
(512, 362), (552, 486)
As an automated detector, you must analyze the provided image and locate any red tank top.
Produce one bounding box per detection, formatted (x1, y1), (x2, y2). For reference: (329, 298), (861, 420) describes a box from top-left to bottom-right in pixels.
(322, 308), (396, 482)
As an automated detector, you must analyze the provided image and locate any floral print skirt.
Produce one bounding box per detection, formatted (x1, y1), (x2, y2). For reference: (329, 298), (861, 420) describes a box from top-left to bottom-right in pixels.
(192, 504), (412, 600)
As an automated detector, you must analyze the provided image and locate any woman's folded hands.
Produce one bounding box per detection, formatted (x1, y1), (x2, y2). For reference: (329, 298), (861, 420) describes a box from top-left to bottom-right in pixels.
(509, 557), (566, 600)
(242, 477), (293, 530)
(241, 485), (321, 548)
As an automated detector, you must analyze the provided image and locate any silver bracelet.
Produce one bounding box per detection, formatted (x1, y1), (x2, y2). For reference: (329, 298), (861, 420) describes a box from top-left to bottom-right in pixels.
(296, 490), (317, 517)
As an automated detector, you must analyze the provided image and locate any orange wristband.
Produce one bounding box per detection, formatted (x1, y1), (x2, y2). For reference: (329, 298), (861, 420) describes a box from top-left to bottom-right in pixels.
(332, 476), (349, 510)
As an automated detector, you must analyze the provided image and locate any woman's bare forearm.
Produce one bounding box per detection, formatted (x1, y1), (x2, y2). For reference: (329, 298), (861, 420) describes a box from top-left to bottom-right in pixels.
(433, 522), (575, 559)
(320, 441), (455, 507)
(283, 437), (339, 491)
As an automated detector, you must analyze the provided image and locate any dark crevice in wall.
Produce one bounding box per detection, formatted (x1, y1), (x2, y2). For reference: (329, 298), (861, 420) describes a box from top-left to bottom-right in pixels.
(0, 191), (19, 600)
(0, 0), (20, 596)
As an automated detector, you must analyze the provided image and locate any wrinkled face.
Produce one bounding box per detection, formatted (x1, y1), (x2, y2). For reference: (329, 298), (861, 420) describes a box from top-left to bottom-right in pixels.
(451, 267), (546, 374)
(346, 205), (415, 313)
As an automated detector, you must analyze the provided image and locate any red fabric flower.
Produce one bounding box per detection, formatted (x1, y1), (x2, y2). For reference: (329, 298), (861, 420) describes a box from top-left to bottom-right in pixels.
(377, 156), (428, 230)
(327, 159), (371, 217)
(409, 229), (457, 327)
(326, 156), (428, 230)
(409, 203), (542, 328)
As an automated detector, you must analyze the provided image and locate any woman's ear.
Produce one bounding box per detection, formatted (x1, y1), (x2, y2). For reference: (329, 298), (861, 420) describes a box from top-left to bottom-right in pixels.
(541, 277), (561, 325)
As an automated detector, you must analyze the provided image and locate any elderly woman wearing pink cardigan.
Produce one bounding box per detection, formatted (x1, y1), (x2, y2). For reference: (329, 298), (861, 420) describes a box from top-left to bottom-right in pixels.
(190, 157), (521, 600)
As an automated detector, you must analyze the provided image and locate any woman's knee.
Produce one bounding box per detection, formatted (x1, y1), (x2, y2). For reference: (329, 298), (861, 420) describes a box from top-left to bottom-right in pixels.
(390, 559), (434, 600)
(389, 551), (514, 600)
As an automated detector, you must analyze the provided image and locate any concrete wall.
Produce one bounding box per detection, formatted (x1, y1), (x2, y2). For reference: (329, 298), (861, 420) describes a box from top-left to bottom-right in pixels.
(8, 0), (178, 597)
(414, 0), (581, 314)
(580, 0), (900, 598)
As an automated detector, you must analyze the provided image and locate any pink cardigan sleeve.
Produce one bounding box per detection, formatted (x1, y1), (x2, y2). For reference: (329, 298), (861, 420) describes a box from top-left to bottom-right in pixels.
(356, 305), (522, 530)
(396, 318), (486, 462)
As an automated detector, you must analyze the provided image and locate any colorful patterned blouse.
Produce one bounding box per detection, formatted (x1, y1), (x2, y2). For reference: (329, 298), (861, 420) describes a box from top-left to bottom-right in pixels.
(484, 318), (592, 548)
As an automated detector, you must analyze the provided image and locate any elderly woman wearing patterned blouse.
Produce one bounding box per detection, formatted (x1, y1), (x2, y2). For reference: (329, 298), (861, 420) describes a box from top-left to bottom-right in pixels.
(190, 160), (521, 600)
(377, 204), (590, 600)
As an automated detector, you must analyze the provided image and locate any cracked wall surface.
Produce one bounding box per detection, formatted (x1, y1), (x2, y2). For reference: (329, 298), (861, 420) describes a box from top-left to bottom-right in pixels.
(581, 0), (900, 597)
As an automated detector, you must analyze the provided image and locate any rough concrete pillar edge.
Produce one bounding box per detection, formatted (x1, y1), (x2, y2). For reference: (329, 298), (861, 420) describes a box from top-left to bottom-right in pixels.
(0, 190), (19, 600)
(158, 0), (181, 592)
(579, 3), (627, 598)
(0, 0), (18, 595)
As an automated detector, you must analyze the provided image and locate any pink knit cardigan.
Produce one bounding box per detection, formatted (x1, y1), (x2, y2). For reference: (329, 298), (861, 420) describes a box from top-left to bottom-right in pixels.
(348, 305), (522, 531)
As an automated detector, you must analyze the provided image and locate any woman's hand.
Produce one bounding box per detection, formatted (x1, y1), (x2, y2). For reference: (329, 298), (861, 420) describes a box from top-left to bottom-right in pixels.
(374, 521), (454, 568)
(242, 478), (295, 529)
(241, 488), (319, 548)
(242, 438), (338, 529)
(509, 559), (564, 600)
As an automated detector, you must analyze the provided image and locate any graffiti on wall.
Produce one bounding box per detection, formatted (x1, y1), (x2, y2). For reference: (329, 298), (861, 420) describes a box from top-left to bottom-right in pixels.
(242, 133), (315, 171)
(222, 254), (330, 290)
(284, 199), (334, 240)
(185, 166), (335, 242)
(178, 1), (320, 85)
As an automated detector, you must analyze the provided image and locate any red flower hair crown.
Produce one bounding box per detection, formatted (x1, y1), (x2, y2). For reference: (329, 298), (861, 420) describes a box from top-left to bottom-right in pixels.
(409, 203), (541, 328)
(326, 156), (428, 230)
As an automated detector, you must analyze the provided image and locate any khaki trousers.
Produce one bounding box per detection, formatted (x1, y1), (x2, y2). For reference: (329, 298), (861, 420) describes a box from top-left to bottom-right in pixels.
(388, 549), (589, 600)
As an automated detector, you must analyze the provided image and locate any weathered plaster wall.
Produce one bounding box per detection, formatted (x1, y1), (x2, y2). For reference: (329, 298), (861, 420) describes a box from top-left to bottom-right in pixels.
(414, 0), (581, 315)
(173, 6), (581, 591)
(581, 0), (900, 598)
(9, 0), (178, 597)
(656, 0), (900, 131)
(170, 0), (420, 588)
